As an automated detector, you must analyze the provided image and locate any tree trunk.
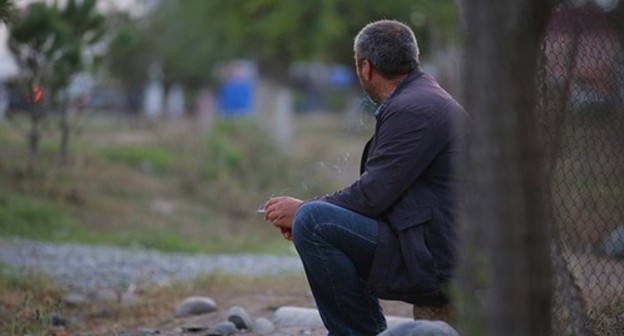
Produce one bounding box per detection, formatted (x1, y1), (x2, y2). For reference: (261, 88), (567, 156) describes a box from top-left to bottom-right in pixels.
(59, 107), (70, 162)
(27, 106), (42, 175)
(457, 1), (554, 335)
(28, 116), (39, 174)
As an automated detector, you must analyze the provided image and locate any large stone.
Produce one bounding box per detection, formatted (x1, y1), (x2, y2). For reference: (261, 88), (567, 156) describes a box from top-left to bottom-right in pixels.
(272, 306), (414, 330)
(386, 316), (415, 328)
(378, 320), (459, 336)
(174, 296), (217, 317)
(272, 306), (325, 329)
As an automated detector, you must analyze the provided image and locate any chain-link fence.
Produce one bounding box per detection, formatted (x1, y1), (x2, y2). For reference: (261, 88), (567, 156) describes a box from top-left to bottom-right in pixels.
(537, 1), (624, 335)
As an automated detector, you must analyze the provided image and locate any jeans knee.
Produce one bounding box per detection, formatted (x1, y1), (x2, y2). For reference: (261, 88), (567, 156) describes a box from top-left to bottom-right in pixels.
(292, 201), (329, 244)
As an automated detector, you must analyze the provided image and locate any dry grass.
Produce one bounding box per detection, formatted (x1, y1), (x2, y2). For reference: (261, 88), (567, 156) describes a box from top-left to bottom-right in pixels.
(588, 299), (624, 336)
(557, 248), (624, 335)
(0, 264), (65, 335)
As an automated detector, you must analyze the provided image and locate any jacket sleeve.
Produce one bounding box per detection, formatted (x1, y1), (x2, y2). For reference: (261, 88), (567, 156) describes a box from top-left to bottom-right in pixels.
(318, 106), (452, 218)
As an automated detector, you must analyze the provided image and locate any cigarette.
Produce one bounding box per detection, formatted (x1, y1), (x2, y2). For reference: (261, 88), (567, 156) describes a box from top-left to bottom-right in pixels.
(256, 209), (266, 213)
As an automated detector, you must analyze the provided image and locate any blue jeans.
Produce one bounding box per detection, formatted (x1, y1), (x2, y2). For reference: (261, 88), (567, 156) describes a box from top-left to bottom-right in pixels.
(292, 201), (387, 335)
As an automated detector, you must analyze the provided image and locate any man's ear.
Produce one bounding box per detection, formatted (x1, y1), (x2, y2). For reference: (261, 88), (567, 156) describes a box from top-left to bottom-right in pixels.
(361, 59), (373, 82)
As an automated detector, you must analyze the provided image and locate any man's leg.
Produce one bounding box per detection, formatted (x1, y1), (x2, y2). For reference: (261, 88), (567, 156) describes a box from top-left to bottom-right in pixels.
(291, 201), (386, 336)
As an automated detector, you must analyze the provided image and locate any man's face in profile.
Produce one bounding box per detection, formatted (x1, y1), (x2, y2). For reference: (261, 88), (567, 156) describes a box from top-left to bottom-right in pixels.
(354, 54), (377, 104)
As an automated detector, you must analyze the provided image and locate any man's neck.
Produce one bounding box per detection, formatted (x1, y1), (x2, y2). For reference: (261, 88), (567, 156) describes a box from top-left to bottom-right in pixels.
(377, 74), (407, 102)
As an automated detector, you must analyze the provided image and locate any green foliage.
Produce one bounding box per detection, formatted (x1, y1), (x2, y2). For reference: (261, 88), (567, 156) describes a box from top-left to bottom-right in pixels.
(0, 192), (84, 241)
(105, 12), (152, 87)
(107, 0), (457, 86)
(0, 191), (207, 253)
(9, 0), (106, 90)
(98, 145), (174, 173)
(9, 3), (61, 76)
(7, 0), (107, 162)
(51, 0), (106, 89)
(0, 0), (15, 23)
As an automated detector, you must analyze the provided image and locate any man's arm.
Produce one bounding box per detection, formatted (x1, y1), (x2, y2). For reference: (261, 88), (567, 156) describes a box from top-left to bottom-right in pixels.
(320, 108), (452, 218)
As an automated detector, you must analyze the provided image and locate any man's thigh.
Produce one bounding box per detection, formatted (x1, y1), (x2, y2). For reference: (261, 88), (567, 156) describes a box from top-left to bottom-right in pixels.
(294, 201), (379, 276)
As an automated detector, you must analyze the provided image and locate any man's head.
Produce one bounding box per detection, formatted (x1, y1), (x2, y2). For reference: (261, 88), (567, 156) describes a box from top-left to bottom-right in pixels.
(353, 20), (420, 103)
(354, 20), (420, 79)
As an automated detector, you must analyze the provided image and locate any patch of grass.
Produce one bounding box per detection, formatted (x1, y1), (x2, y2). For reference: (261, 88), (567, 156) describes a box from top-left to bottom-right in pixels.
(0, 192), (210, 253)
(98, 145), (174, 173)
(0, 192), (85, 241)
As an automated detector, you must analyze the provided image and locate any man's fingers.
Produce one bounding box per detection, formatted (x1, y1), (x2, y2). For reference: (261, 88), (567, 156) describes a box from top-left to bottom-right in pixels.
(280, 227), (292, 241)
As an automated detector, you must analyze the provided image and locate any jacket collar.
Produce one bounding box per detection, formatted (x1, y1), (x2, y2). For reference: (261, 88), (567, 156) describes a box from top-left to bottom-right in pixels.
(374, 67), (424, 120)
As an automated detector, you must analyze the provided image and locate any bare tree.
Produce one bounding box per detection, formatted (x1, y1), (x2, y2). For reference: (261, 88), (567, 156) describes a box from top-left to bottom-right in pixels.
(456, 1), (555, 335)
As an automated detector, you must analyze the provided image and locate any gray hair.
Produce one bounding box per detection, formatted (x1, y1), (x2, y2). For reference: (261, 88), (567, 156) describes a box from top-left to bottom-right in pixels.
(354, 20), (420, 78)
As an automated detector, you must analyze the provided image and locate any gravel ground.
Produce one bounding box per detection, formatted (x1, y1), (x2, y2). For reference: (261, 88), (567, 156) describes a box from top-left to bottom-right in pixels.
(0, 238), (419, 335)
(0, 238), (304, 294)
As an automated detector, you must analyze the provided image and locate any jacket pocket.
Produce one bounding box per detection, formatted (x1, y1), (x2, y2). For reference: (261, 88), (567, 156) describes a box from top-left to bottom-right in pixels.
(395, 208), (435, 280)
(367, 207), (439, 302)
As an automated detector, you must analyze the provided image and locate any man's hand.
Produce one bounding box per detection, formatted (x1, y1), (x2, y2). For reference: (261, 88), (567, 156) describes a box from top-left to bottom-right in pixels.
(263, 196), (303, 241)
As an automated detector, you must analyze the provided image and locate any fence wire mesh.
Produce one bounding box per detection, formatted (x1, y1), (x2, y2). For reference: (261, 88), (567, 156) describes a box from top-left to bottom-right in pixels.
(537, 1), (624, 335)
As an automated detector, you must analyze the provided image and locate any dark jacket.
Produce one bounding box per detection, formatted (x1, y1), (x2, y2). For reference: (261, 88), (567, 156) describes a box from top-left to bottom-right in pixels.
(319, 68), (467, 305)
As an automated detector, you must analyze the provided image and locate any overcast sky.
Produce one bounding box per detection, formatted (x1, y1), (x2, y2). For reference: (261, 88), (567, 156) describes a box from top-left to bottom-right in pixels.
(15, 0), (155, 16)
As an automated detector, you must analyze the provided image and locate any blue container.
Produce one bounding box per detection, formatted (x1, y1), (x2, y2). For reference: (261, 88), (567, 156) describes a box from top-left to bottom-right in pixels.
(218, 80), (253, 117)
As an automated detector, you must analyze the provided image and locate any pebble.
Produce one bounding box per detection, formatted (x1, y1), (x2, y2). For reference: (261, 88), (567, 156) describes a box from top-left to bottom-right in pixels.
(64, 293), (88, 306)
(117, 328), (161, 336)
(208, 321), (237, 335)
(45, 326), (67, 336)
(174, 296), (217, 317)
(253, 318), (276, 335)
(180, 325), (209, 332)
(92, 288), (119, 302)
(227, 305), (254, 330)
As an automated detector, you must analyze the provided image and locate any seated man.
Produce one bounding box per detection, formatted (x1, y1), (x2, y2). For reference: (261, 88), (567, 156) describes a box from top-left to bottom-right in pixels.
(264, 19), (468, 336)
